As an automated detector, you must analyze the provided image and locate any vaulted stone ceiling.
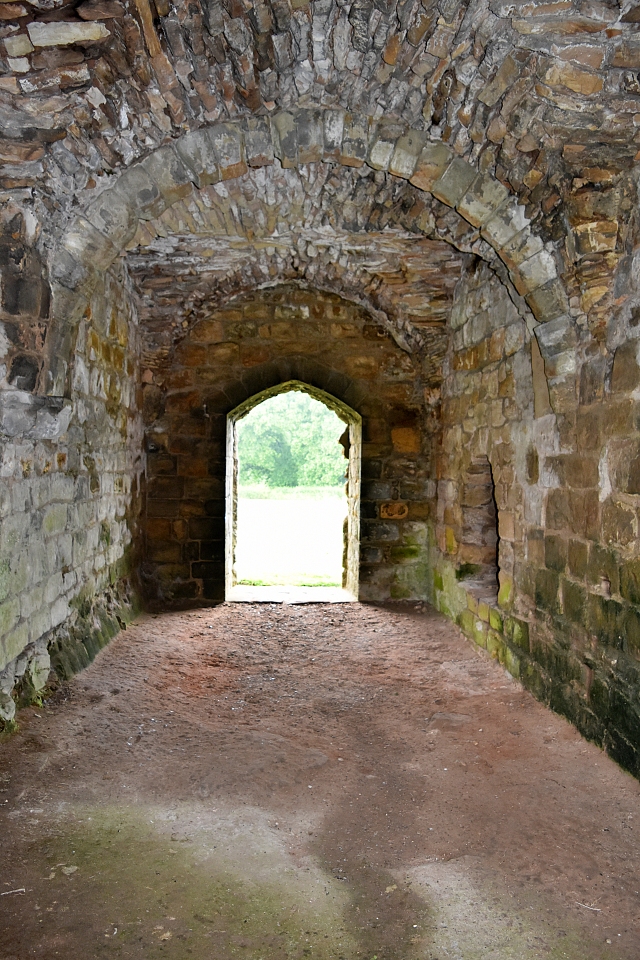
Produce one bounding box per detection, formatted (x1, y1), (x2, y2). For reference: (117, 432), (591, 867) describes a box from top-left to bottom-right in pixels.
(1, 0), (638, 366)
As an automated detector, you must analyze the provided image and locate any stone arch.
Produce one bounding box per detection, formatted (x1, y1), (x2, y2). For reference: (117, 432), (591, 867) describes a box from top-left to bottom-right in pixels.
(225, 380), (362, 599)
(43, 108), (570, 398)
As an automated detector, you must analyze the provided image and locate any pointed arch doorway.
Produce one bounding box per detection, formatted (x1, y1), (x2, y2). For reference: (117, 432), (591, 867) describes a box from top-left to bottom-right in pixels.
(225, 381), (362, 603)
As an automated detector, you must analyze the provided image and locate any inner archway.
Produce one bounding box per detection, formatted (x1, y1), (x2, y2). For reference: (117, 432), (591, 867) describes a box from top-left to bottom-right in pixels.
(225, 381), (361, 603)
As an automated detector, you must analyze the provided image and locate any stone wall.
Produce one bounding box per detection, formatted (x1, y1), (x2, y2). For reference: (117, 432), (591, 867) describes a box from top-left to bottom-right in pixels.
(0, 266), (143, 724)
(432, 257), (640, 780)
(141, 284), (435, 606)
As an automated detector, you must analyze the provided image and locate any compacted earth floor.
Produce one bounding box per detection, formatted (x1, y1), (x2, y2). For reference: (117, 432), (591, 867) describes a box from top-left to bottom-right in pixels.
(1, 602), (639, 960)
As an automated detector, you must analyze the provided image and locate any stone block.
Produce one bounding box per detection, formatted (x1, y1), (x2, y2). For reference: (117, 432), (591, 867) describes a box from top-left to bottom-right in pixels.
(512, 249), (557, 296)
(141, 145), (193, 204)
(175, 128), (221, 188)
(85, 189), (138, 250)
(59, 216), (118, 273)
(340, 114), (370, 168)
(42, 502), (67, 536)
(568, 539), (588, 579)
(322, 108), (345, 159)
(499, 228), (544, 272)
(456, 173), (509, 228)
(116, 165), (165, 221)
(410, 141), (454, 193)
(562, 578), (586, 625)
(535, 315), (576, 360)
(574, 220), (618, 255)
(389, 130), (426, 179)
(601, 499), (635, 547)
(545, 535), (567, 572)
(367, 120), (406, 172)
(587, 593), (625, 648)
(481, 197), (530, 249)
(27, 20), (110, 45)
(620, 560), (640, 605)
(210, 123), (247, 180)
(548, 454), (599, 489)
(525, 279), (570, 323)
(431, 157), (477, 207)
(243, 118), (274, 167)
(611, 341), (640, 393)
(295, 108), (324, 164)
(478, 54), (520, 107)
(271, 111), (298, 168)
(535, 567), (560, 614)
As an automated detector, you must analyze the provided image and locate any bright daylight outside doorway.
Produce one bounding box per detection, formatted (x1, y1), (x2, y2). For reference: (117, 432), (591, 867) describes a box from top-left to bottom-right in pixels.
(225, 383), (361, 602)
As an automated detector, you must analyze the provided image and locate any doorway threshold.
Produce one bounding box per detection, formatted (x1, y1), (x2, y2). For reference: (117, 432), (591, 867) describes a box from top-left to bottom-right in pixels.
(226, 586), (356, 603)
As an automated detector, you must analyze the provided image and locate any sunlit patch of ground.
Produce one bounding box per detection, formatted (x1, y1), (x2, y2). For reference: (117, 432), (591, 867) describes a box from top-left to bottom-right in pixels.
(235, 492), (347, 587)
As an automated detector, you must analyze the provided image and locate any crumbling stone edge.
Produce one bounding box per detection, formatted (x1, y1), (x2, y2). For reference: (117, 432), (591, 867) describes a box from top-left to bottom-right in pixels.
(0, 567), (140, 733)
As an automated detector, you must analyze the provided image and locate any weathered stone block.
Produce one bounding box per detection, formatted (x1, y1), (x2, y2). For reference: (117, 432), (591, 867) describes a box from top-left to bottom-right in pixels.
(271, 111), (298, 168)
(116, 165), (165, 221)
(85, 189), (138, 250)
(409, 141), (453, 192)
(389, 130), (426, 179)
(525, 279), (569, 323)
(295, 109), (324, 164)
(322, 108), (345, 159)
(431, 158), (477, 207)
(481, 197), (530, 249)
(243, 118), (274, 167)
(340, 114), (370, 168)
(141, 146), (193, 204)
(535, 567), (560, 613)
(175, 128), (221, 188)
(367, 120), (406, 172)
(210, 124), (247, 180)
(456, 173), (509, 228)
(512, 249), (557, 295)
(611, 341), (640, 393)
(27, 20), (110, 46)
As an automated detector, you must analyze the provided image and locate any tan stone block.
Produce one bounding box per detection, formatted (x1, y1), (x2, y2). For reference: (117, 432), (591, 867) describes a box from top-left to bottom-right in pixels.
(478, 55), (520, 106)
(409, 141), (453, 193)
(542, 61), (603, 95)
(191, 319), (224, 343)
(555, 44), (604, 69)
(345, 356), (379, 379)
(174, 342), (206, 366)
(573, 220), (618, 255)
(389, 130), (426, 179)
(240, 343), (271, 366)
(206, 342), (240, 364)
(456, 172), (509, 228)
(391, 426), (420, 454)
(380, 502), (409, 519)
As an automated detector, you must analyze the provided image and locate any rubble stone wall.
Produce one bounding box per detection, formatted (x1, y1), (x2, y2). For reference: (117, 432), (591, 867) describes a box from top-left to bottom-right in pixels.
(142, 284), (434, 606)
(0, 267), (143, 723)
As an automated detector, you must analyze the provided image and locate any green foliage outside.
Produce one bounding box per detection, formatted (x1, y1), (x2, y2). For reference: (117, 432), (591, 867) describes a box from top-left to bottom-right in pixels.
(237, 391), (347, 488)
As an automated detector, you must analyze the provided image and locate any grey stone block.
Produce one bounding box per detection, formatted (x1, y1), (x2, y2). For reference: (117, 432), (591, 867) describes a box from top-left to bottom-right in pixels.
(409, 141), (453, 192)
(141, 145), (194, 204)
(271, 111), (297, 168)
(85, 188), (138, 250)
(175, 128), (221, 188)
(323, 108), (345, 158)
(116, 165), (165, 221)
(457, 173), (509, 228)
(432, 157), (478, 207)
(295, 108), (324, 164)
(209, 123), (247, 180)
(535, 315), (577, 359)
(367, 120), (406, 172)
(340, 114), (371, 167)
(60, 216), (118, 272)
(389, 130), (426, 179)
(243, 118), (274, 167)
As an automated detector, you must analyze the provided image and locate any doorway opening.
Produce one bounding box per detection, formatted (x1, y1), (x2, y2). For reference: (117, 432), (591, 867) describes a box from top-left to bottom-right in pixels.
(225, 381), (361, 602)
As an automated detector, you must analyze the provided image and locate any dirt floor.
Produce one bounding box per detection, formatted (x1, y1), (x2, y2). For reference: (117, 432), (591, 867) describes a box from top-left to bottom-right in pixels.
(1, 601), (639, 960)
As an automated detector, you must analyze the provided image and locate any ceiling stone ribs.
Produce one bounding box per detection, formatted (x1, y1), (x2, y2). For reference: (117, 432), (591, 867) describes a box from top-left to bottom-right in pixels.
(1, 0), (639, 248)
(43, 107), (569, 397)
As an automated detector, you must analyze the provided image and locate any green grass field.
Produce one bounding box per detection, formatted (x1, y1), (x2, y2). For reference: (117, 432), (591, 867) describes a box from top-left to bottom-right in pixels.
(235, 491), (347, 588)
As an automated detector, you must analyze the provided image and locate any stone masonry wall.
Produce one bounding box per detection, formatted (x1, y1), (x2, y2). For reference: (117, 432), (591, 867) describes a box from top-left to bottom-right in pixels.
(433, 257), (640, 780)
(142, 284), (435, 606)
(0, 267), (143, 724)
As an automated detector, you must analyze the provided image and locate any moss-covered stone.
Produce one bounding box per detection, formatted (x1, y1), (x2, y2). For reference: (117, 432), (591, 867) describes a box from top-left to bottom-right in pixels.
(587, 594), (625, 648)
(561, 578), (587, 626)
(567, 539), (588, 580)
(544, 535), (567, 573)
(620, 559), (640, 605)
(535, 568), (560, 614)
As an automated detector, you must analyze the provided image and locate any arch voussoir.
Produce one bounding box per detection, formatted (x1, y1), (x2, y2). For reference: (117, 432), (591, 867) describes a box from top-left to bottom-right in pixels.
(42, 107), (573, 398)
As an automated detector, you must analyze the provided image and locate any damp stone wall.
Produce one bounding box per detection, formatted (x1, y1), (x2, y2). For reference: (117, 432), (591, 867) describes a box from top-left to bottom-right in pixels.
(0, 268), (143, 725)
(433, 258), (640, 780)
